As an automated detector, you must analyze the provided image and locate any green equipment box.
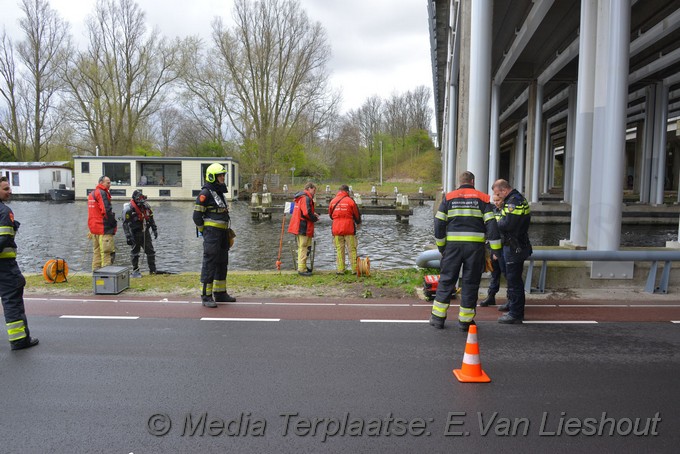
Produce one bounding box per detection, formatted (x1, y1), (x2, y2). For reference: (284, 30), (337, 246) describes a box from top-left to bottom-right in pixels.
(93, 266), (130, 295)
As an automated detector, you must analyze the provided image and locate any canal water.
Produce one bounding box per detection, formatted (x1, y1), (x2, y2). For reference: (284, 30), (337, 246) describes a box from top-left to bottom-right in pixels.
(6, 200), (679, 274)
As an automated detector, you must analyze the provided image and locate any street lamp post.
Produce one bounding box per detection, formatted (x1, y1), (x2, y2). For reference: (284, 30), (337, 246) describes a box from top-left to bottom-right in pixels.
(379, 141), (383, 186)
(290, 167), (295, 186)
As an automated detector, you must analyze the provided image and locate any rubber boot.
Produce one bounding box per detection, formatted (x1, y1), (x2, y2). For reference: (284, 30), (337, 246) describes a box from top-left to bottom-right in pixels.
(479, 293), (496, 307)
(148, 254), (157, 274)
(9, 319), (39, 351)
(458, 320), (476, 332)
(214, 292), (236, 303)
(429, 314), (445, 329)
(201, 294), (217, 308)
(11, 337), (39, 350)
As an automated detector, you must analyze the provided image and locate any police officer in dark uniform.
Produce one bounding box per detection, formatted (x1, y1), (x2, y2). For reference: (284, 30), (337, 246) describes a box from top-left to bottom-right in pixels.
(0, 176), (39, 350)
(430, 171), (502, 331)
(479, 193), (505, 307)
(492, 179), (532, 324)
(193, 163), (236, 307)
(123, 190), (158, 277)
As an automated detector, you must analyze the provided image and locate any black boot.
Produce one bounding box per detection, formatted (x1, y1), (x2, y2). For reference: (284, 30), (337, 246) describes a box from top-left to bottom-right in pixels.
(11, 337), (39, 351)
(479, 293), (496, 307)
(214, 292), (236, 303)
(429, 314), (445, 329)
(148, 254), (157, 275)
(458, 320), (476, 332)
(201, 294), (217, 308)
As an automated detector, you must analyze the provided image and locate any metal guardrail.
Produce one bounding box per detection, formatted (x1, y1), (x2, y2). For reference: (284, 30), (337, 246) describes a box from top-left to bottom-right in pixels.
(527, 249), (680, 294)
(415, 248), (680, 294)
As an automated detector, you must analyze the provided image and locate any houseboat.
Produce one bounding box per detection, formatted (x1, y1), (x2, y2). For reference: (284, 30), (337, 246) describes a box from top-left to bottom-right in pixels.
(0, 162), (74, 201)
(73, 156), (240, 201)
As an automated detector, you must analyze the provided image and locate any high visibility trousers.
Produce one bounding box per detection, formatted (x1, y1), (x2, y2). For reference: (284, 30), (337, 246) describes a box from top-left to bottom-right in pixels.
(92, 234), (115, 270)
(431, 242), (485, 322)
(296, 235), (313, 272)
(200, 227), (229, 297)
(334, 235), (357, 273)
(0, 260), (30, 344)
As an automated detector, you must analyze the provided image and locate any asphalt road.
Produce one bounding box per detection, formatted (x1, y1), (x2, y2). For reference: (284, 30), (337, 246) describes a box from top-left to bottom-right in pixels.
(1, 296), (679, 453)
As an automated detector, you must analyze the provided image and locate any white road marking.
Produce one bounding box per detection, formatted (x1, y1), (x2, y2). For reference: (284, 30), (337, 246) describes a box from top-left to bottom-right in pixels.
(59, 315), (139, 320)
(360, 319), (429, 323)
(523, 320), (598, 324)
(200, 317), (280, 322)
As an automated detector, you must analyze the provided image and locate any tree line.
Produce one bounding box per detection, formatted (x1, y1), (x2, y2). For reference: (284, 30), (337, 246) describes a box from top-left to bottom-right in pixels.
(0, 0), (436, 188)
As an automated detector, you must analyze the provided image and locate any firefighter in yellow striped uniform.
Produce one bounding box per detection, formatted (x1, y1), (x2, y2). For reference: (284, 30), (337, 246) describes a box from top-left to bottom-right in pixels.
(429, 171), (501, 331)
(0, 176), (39, 350)
(193, 163), (236, 307)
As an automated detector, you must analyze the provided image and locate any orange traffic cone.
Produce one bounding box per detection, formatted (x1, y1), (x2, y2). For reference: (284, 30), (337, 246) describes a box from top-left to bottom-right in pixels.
(453, 324), (491, 383)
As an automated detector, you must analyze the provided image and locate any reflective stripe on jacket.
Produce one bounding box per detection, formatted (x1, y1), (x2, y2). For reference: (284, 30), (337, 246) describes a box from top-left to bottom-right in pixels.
(434, 185), (501, 250)
(0, 202), (18, 259)
(193, 182), (230, 232)
(498, 189), (531, 248)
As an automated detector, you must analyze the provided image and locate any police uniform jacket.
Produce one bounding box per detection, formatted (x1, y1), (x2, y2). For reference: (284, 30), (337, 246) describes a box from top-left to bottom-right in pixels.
(498, 189), (531, 249)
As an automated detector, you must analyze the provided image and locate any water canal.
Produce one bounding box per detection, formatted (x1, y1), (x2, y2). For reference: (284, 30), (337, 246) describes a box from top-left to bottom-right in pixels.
(7, 200), (679, 274)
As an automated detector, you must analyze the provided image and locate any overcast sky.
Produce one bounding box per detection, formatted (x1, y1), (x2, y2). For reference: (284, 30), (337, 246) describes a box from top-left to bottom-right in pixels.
(0, 0), (434, 118)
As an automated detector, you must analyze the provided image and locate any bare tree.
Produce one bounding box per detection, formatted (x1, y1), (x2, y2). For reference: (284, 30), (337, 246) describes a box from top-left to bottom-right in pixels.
(213, 0), (339, 189)
(177, 37), (233, 148)
(384, 93), (410, 144)
(154, 106), (183, 155)
(17, 0), (70, 161)
(62, 0), (180, 156)
(0, 31), (27, 160)
(406, 85), (432, 133)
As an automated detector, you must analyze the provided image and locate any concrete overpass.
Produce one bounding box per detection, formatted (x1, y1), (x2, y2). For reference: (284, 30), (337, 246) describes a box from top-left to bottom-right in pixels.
(428, 0), (680, 250)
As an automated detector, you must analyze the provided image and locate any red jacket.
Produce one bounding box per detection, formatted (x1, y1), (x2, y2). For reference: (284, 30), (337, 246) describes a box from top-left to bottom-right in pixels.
(88, 184), (117, 235)
(288, 189), (318, 236)
(329, 191), (361, 236)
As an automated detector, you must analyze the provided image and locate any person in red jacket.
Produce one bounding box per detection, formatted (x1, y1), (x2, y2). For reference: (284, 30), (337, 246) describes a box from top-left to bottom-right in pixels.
(87, 175), (117, 270)
(329, 184), (362, 275)
(288, 182), (319, 276)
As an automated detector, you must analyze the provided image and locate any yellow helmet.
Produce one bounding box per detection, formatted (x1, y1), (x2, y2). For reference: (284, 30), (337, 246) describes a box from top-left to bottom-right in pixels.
(205, 163), (227, 183)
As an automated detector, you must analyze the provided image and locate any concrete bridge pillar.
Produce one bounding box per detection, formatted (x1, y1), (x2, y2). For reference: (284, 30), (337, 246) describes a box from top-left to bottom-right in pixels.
(587, 0), (631, 251)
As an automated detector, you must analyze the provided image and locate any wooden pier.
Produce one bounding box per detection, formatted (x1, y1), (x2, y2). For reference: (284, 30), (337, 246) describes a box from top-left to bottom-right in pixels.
(249, 192), (415, 223)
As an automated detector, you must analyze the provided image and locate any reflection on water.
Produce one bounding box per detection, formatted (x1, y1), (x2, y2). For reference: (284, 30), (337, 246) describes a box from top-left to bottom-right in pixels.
(7, 200), (679, 274)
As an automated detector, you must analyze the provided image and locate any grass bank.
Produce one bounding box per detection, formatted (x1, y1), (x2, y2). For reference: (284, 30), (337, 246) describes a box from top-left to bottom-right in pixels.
(25, 269), (436, 300)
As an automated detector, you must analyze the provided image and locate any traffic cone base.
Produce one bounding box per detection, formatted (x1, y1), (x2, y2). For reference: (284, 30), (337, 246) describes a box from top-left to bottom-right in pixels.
(453, 324), (491, 383)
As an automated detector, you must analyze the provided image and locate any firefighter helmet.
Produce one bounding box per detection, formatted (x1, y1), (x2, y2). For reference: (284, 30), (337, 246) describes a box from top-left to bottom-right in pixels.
(205, 163), (227, 183)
